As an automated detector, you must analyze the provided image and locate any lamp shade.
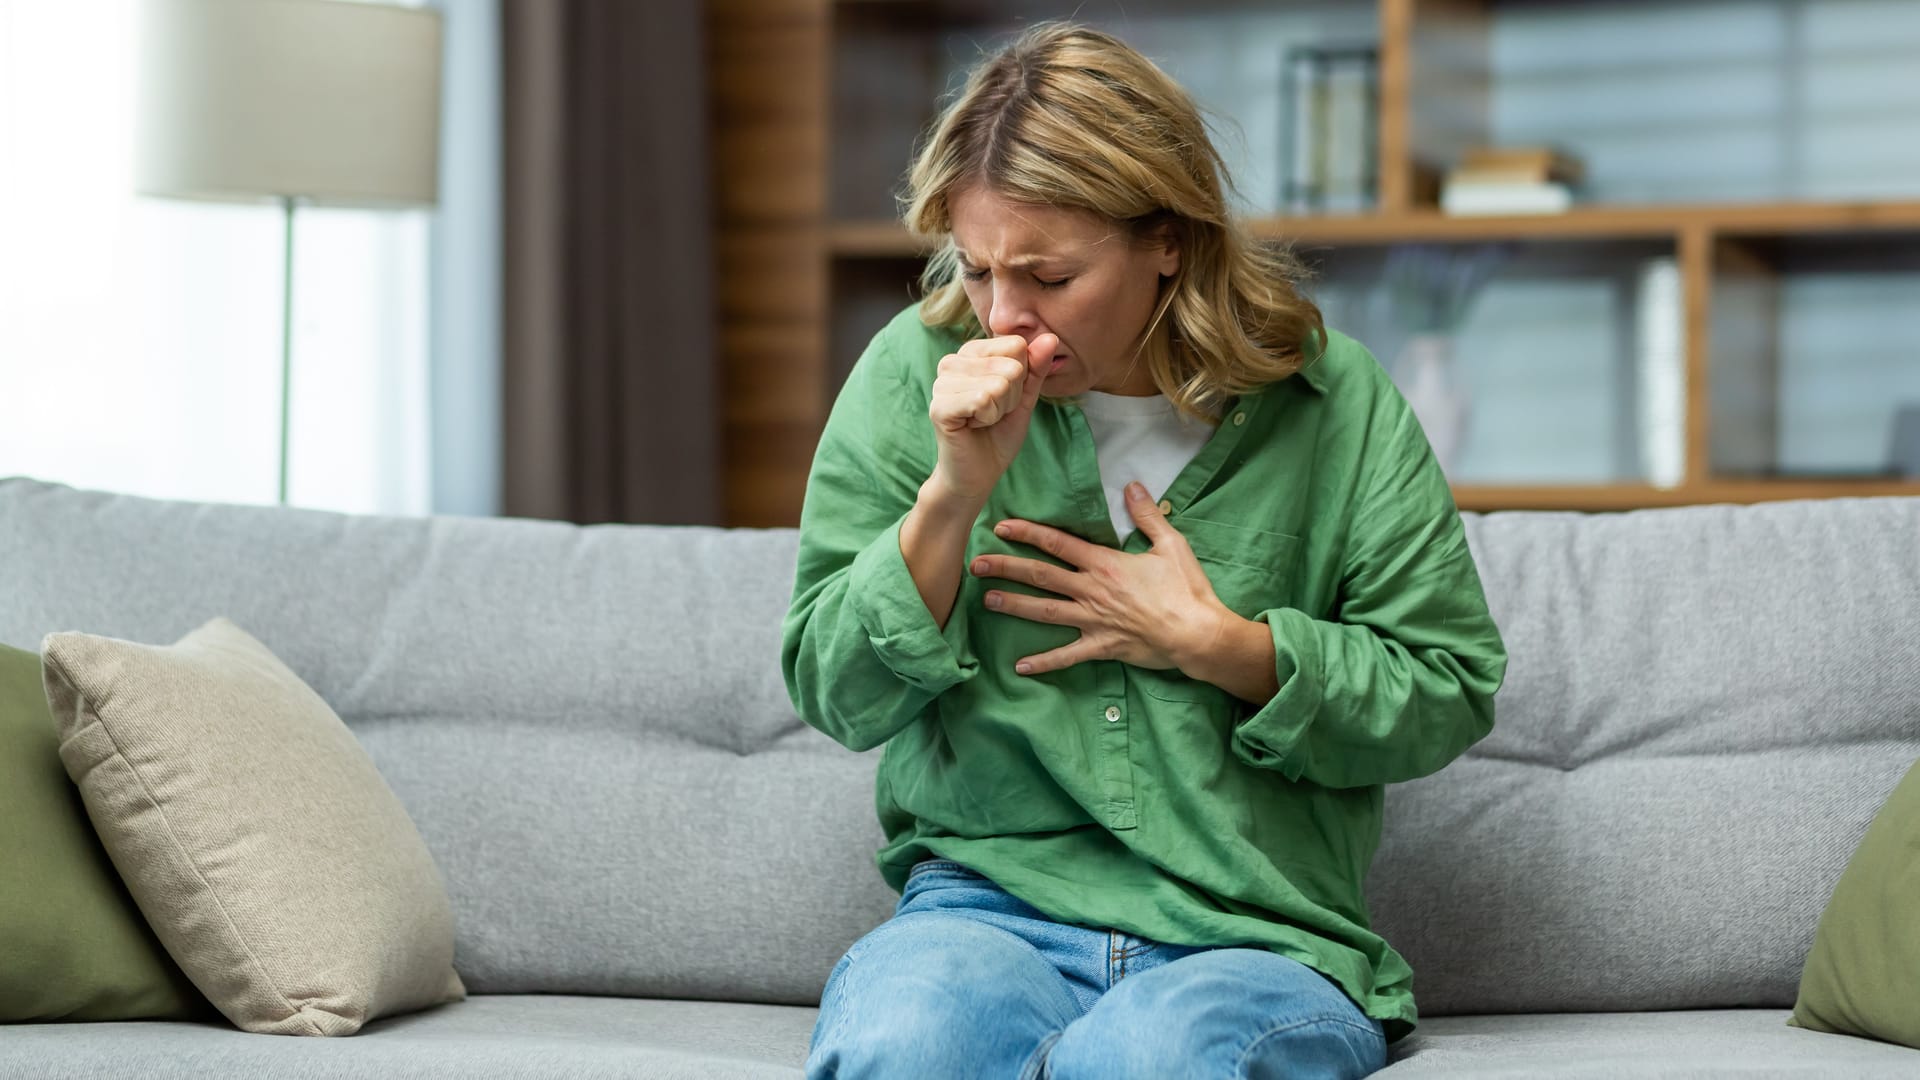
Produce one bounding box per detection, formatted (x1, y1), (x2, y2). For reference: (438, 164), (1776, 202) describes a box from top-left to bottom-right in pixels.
(137, 0), (442, 207)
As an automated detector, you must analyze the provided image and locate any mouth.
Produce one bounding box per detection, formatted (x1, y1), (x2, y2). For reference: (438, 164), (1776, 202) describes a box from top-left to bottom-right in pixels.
(1049, 354), (1069, 374)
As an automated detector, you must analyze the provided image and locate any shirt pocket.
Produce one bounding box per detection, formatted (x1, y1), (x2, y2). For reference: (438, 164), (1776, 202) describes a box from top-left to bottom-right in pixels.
(1137, 516), (1299, 705)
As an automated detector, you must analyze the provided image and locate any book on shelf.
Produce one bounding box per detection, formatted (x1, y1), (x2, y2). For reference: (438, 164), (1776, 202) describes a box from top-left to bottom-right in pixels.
(1454, 146), (1586, 187)
(1440, 145), (1585, 217)
(1440, 181), (1575, 216)
(1280, 45), (1379, 216)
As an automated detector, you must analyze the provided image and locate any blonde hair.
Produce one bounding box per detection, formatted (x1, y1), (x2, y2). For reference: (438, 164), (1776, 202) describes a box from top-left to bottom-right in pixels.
(902, 22), (1326, 422)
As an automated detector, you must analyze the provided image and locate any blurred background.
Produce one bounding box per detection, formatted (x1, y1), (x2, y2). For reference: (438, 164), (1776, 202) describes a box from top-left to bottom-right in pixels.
(3, 0), (1918, 527)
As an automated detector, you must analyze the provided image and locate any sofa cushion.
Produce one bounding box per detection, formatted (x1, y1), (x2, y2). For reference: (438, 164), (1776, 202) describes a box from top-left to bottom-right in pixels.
(5, 478), (1919, 1019)
(0, 995), (816, 1080)
(1790, 754), (1920, 1047)
(0, 478), (898, 1008)
(1377, 1009), (1920, 1078)
(1368, 498), (1920, 1014)
(0, 643), (211, 1022)
(40, 617), (466, 1035)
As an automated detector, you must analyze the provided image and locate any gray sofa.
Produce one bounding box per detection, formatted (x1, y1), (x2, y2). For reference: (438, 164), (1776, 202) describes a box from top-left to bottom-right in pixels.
(3, 475), (1917, 1079)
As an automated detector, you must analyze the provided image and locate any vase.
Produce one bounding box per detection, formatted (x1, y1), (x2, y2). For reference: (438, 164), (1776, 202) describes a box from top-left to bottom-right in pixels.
(1392, 332), (1470, 475)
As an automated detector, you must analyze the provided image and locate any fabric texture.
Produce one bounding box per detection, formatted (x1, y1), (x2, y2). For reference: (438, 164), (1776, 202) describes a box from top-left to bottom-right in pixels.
(1368, 500), (1920, 1017)
(0, 995), (816, 1080)
(0, 477), (898, 1009)
(1075, 388), (1214, 541)
(39, 617), (466, 1035)
(781, 305), (1508, 1041)
(808, 859), (1386, 1079)
(1789, 754), (1920, 1047)
(0, 642), (211, 1022)
(1376, 1010), (1920, 1078)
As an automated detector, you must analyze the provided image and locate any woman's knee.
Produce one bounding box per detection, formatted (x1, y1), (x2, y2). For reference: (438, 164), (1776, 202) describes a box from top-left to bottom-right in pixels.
(806, 913), (1076, 1080)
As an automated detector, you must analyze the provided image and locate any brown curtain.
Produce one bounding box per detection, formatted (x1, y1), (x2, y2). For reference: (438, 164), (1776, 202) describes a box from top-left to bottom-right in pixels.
(501, 0), (719, 525)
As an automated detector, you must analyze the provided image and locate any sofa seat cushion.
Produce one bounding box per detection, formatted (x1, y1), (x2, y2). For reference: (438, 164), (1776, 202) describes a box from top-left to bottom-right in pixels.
(0, 995), (817, 1079)
(10, 1001), (1919, 1078)
(1379, 1009), (1920, 1078)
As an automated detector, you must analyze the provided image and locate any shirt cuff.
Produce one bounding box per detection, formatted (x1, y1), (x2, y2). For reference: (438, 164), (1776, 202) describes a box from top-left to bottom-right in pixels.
(1229, 606), (1326, 781)
(847, 517), (980, 695)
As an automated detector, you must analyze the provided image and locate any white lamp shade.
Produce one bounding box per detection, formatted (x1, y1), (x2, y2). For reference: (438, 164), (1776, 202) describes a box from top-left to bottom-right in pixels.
(137, 0), (442, 207)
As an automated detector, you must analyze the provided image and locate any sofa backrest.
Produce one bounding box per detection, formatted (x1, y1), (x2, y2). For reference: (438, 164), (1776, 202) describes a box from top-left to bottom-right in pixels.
(0, 478), (893, 1006)
(4, 477), (1917, 1015)
(1372, 497), (1920, 1015)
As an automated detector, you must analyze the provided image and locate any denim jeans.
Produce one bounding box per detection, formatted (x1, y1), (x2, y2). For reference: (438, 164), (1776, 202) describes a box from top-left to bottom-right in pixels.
(806, 859), (1387, 1080)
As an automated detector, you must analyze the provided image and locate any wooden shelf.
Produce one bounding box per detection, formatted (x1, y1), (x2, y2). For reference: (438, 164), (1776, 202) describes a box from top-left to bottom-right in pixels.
(829, 200), (1920, 257)
(715, 0), (1920, 526)
(1453, 480), (1920, 513)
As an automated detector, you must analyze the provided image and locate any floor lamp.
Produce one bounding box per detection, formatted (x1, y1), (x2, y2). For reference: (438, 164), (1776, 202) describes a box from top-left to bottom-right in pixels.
(134, 0), (441, 505)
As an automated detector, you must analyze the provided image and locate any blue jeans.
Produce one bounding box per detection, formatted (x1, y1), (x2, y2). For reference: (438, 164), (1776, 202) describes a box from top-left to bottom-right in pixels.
(807, 859), (1387, 1079)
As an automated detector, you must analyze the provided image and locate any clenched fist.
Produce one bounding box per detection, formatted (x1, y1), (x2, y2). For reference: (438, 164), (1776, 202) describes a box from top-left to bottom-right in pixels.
(927, 332), (1060, 504)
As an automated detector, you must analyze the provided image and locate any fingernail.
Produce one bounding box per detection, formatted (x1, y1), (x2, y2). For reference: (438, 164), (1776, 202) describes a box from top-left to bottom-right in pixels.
(985, 592), (1003, 609)
(994, 523), (1011, 538)
(1015, 662), (1033, 675)
(972, 558), (989, 575)
(1126, 482), (1145, 500)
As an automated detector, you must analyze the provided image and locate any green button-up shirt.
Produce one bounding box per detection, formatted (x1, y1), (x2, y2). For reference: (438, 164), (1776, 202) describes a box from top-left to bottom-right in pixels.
(782, 304), (1507, 1041)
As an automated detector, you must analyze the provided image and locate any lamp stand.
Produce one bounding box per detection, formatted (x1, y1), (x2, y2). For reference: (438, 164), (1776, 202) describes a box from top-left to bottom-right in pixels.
(277, 195), (297, 505)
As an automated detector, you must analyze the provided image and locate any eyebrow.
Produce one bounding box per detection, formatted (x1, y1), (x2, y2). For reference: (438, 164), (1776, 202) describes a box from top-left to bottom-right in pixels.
(953, 248), (1074, 270)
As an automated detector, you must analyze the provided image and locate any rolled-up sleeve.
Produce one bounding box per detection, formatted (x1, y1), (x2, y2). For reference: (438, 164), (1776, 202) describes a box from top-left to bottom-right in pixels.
(1230, 370), (1507, 788)
(781, 326), (980, 753)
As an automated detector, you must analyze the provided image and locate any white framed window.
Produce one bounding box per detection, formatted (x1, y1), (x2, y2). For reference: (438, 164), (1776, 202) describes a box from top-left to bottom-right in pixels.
(0, 0), (433, 515)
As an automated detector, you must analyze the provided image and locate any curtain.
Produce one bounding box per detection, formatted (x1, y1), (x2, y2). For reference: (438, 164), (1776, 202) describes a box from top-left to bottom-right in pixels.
(501, 0), (720, 525)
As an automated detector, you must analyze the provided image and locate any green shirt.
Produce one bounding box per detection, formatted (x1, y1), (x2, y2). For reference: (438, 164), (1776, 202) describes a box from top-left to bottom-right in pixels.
(782, 304), (1507, 1042)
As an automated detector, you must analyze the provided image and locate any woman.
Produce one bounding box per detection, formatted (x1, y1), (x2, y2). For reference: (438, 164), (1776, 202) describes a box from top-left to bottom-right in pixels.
(781, 22), (1506, 1080)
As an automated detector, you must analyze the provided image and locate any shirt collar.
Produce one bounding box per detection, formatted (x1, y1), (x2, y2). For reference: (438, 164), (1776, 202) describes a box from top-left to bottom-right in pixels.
(1290, 329), (1332, 395)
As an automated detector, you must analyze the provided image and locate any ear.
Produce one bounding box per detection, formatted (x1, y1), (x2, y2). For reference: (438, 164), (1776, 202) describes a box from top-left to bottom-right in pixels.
(1151, 221), (1180, 278)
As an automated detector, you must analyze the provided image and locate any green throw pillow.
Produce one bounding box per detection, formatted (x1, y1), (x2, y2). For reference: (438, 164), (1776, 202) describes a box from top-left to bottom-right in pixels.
(1790, 755), (1920, 1048)
(0, 642), (212, 1022)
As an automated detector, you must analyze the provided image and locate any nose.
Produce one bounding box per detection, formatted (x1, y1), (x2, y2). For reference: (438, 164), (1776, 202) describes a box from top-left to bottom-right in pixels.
(985, 281), (1040, 341)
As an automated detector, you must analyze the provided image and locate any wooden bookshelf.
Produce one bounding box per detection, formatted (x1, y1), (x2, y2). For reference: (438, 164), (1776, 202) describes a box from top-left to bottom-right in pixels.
(710, 0), (1920, 527)
(829, 201), (1920, 255)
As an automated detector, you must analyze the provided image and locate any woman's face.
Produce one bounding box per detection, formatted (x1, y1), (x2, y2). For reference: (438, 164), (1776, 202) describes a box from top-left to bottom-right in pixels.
(948, 185), (1179, 397)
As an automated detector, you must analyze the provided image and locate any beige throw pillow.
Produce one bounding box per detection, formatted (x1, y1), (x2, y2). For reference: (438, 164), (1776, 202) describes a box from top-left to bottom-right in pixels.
(40, 617), (465, 1036)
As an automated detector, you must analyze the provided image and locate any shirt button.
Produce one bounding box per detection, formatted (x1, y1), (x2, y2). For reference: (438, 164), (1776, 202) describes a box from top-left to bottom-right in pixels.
(1104, 706), (1121, 723)
(1232, 411), (1247, 426)
(1156, 499), (1172, 515)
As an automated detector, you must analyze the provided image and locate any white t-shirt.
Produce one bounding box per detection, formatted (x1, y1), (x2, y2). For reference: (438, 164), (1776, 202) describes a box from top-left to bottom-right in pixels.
(1075, 390), (1216, 542)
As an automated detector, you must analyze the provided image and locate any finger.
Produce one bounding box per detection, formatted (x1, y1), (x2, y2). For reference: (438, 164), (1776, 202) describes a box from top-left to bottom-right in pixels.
(934, 375), (1024, 429)
(970, 553), (1084, 599)
(1013, 636), (1103, 677)
(983, 589), (1088, 629)
(1123, 481), (1185, 548)
(939, 352), (1029, 383)
(960, 335), (1032, 359)
(993, 517), (1100, 569)
(1020, 331), (1060, 411)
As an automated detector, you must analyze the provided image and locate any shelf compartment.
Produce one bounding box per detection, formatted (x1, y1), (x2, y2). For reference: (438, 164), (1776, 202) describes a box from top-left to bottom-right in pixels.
(1707, 232), (1920, 484)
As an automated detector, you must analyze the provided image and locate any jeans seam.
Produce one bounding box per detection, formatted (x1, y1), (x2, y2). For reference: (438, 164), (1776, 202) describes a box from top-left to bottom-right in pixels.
(1234, 1014), (1383, 1078)
(1021, 1028), (1065, 1080)
(813, 946), (865, 1067)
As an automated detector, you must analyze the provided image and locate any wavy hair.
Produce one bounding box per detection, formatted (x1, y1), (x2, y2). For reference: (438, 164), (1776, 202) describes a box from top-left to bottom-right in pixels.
(901, 22), (1326, 421)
